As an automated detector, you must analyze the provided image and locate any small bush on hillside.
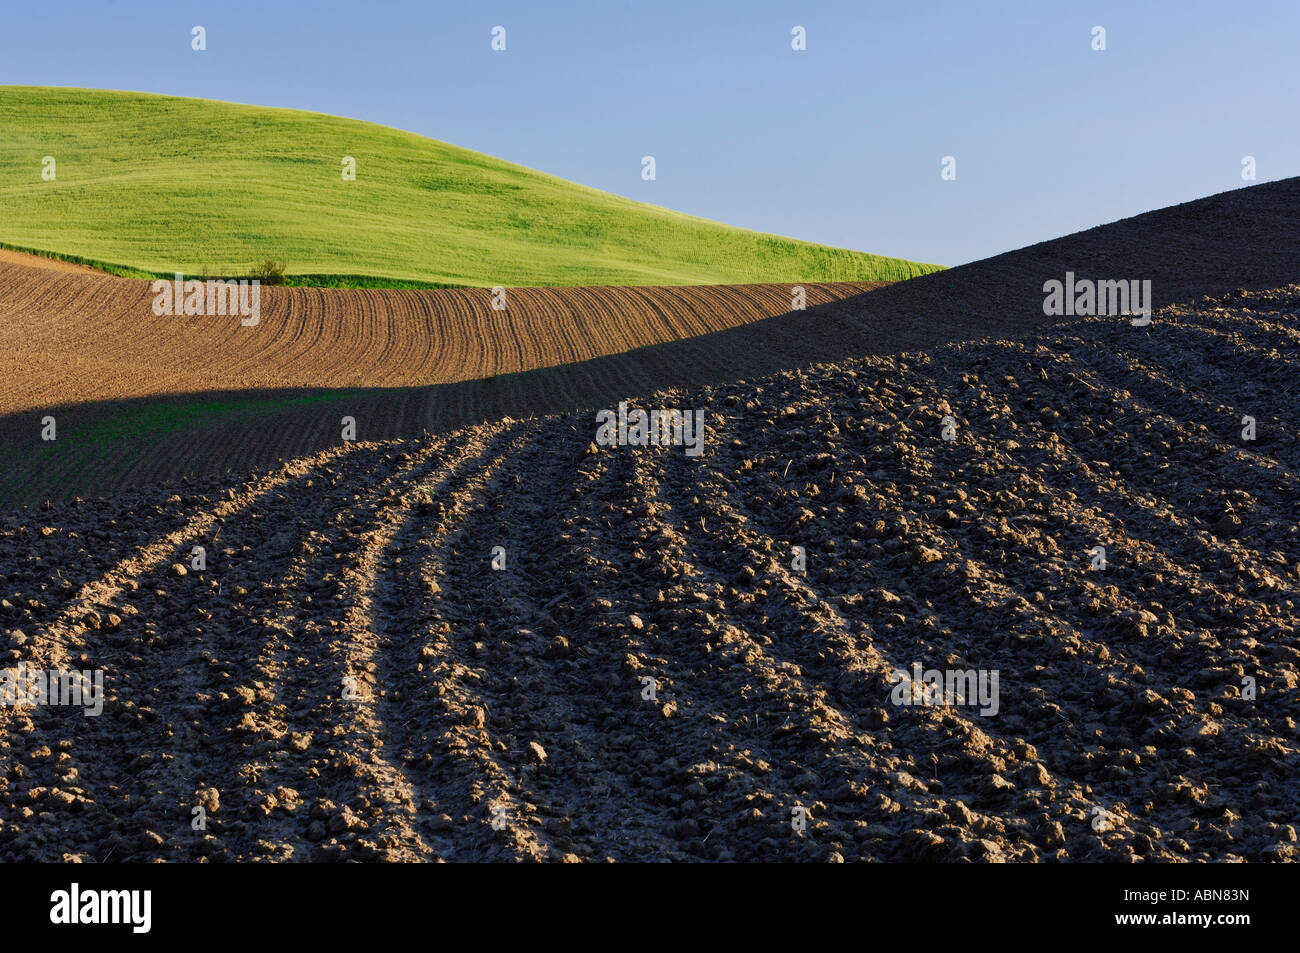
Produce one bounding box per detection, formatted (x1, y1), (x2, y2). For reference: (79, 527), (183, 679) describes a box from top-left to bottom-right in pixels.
(251, 259), (288, 285)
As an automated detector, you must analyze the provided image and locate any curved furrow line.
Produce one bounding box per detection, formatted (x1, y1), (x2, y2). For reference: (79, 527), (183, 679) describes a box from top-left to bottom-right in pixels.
(443, 288), (492, 381)
(220, 428), (513, 862)
(653, 420), (1088, 859)
(1056, 337), (1300, 563)
(123, 441), (450, 861)
(1062, 330), (1300, 479)
(399, 289), (441, 385)
(11, 442), (364, 672)
(222, 288), (312, 385)
(412, 421), (746, 860)
(1107, 320), (1300, 446)
(919, 337), (1300, 606)
(562, 285), (627, 361)
(1167, 298), (1300, 361)
(80, 432), (484, 862)
(369, 286), (417, 383)
(701, 431), (1271, 859)
(585, 436), (976, 861)
(798, 352), (1299, 745)
(900, 348), (1300, 648)
(654, 285), (723, 340)
(327, 423), (553, 861)
(0, 439), (425, 861)
(361, 420), (563, 861)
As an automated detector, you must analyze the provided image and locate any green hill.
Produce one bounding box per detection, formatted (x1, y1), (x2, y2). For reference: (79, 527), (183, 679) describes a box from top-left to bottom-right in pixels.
(0, 87), (942, 287)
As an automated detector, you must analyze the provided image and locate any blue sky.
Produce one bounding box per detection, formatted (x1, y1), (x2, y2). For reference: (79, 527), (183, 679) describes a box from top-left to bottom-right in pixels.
(3, 0), (1295, 265)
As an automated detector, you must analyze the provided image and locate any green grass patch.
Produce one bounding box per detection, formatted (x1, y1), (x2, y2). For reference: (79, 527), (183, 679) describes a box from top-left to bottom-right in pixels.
(0, 390), (357, 504)
(0, 240), (470, 288)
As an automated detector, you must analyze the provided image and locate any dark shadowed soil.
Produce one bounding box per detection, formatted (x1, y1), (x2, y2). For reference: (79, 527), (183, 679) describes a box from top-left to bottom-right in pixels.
(2, 286), (1297, 861)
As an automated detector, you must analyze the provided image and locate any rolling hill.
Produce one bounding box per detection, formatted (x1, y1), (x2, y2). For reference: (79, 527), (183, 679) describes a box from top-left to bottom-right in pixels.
(0, 87), (941, 287)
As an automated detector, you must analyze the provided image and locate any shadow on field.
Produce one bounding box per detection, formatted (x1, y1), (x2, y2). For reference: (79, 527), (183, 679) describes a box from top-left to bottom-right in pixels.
(2, 178), (1297, 505)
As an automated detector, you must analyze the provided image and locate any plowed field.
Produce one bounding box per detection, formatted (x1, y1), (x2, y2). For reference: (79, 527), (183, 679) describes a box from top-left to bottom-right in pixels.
(2, 286), (1297, 861)
(0, 257), (882, 414)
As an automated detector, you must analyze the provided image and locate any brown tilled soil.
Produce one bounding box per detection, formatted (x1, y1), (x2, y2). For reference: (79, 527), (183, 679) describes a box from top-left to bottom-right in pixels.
(1, 286), (1297, 862)
(0, 252), (882, 416)
(0, 249), (104, 275)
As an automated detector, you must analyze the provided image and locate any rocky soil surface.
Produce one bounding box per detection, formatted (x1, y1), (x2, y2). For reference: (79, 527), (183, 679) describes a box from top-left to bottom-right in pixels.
(1, 286), (1297, 862)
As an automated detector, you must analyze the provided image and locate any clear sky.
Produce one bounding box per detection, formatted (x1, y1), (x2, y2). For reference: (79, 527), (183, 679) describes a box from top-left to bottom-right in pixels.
(3, 0), (1295, 266)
